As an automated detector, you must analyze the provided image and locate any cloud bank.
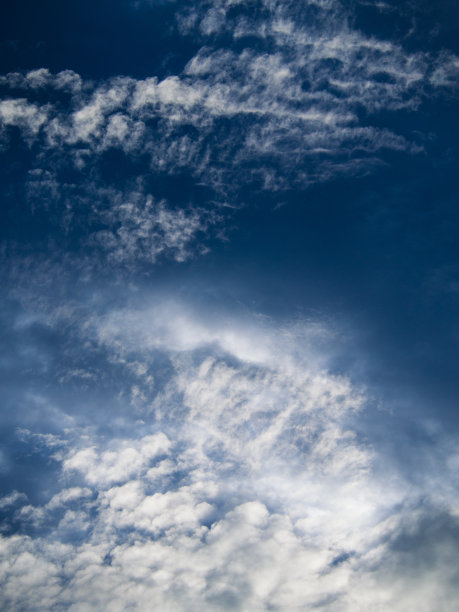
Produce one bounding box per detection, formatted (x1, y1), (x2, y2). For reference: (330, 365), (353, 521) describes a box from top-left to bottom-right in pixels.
(1, 295), (458, 610)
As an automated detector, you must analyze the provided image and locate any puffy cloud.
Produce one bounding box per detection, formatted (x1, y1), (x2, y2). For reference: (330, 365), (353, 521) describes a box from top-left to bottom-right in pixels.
(0, 98), (49, 141)
(1, 296), (457, 610)
(64, 433), (171, 486)
(0, 68), (82, 92)
(0, 491), (27, 509)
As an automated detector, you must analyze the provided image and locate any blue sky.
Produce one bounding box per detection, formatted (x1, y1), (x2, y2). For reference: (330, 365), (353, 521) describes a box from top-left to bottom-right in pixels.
(0, 1), (459, 610)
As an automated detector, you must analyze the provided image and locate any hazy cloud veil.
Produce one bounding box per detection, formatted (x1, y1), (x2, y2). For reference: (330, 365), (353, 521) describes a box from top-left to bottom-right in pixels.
(1, 0), (459, 610)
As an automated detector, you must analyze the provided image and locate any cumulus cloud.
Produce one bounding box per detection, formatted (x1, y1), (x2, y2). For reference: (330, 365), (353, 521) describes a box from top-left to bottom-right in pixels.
(64, 433), (171, 486)
(0, 98), (49, 142)
(1, 296), (458, 610)
(0, 491), (28, 509)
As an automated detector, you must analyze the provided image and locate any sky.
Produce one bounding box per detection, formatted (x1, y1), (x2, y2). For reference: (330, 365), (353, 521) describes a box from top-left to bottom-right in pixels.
(0, 0), (458, 610)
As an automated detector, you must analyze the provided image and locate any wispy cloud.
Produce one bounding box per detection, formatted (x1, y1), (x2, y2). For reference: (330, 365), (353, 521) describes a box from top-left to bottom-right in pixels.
(0, 0), (457, 270)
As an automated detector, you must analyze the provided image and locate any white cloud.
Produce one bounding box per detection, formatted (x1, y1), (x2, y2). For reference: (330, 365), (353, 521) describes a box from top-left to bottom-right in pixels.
(0, 491), (27, 509)
(64, 433), (171, 486)
(5, 299), (453, 609)
(22, 174), (215, 267)
(0, 68), (82, 92)
(1, 0), (456, 209)
(89, 191), (213, 265)
(0, 0), (456, 272)
(46, 487), (93, 510)
(0, 98), (49, 141)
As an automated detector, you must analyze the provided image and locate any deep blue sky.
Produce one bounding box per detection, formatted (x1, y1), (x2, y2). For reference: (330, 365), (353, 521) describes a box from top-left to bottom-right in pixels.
(1, 0), (458, 425)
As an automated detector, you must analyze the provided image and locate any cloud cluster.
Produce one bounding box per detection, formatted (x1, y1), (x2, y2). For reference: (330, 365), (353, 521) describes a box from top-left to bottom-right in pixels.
(1, 0), (457, 270)
(88, 190), (213, 265)
(1, 297), (458, 610)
